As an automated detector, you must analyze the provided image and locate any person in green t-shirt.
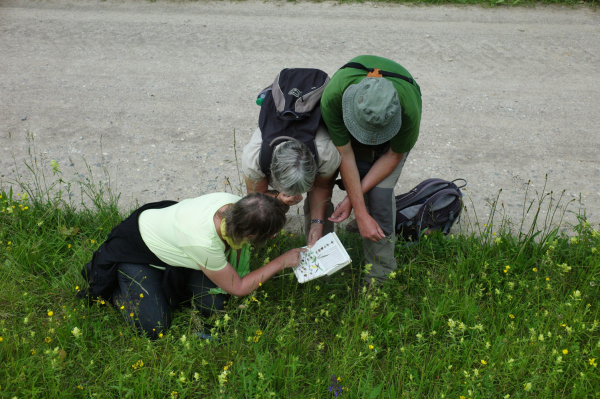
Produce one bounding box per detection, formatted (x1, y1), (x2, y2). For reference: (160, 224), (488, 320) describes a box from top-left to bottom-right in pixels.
(321, 55), (422, 285)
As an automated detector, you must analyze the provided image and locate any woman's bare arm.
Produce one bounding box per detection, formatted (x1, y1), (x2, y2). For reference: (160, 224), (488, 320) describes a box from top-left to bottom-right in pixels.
(198, 247), (307, 297)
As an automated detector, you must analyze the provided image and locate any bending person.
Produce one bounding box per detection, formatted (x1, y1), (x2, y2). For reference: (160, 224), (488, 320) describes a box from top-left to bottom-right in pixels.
(78, 192), (305, 339)
(243, 68), (341, 247)
(321, 55), (422, 285)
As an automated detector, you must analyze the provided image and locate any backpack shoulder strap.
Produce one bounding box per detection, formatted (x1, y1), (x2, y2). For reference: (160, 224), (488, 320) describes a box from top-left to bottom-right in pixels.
(340, 62), (415, 85)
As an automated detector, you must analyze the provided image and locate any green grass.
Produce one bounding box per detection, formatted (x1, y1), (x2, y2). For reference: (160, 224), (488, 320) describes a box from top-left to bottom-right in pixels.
(337, 0), (596, 6)
(275, 0), (597, 8)
(1, 153), (599, 398)
(182, 0), (600, 8)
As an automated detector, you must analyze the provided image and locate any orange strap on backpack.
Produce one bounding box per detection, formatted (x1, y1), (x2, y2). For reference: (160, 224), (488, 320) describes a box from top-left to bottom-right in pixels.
(340, 63), (415, 85)
(366, 68), (383, 78)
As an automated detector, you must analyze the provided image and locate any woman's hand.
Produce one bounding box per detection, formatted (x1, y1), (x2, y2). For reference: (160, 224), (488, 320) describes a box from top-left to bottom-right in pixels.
(277, 247), (308, 269)
(277, 192), (304, 206)
(307, 223), (324, 248)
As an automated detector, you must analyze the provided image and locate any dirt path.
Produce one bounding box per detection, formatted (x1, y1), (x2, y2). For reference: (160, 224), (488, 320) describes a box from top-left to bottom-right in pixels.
(1, 0), (599, 231)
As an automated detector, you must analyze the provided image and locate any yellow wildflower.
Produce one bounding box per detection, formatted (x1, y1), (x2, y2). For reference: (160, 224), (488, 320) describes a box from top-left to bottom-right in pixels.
(139, 293), (144, 298)
(130, 313), (134, 317)
(90, 239), (95, 244)
(48, 311), (53, 317)
(368, 344), (374, 350)
(45, 337), (51, 343)
(509, 314), (515, 319)
(589, 358), (597, 367)
(481, 359), (487, 365)
(532, 268), (538, 272)
(563, 349), (568, 355)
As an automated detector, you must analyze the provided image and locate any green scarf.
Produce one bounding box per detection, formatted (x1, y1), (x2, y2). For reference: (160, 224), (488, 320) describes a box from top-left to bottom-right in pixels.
(208, 219), (251, 295)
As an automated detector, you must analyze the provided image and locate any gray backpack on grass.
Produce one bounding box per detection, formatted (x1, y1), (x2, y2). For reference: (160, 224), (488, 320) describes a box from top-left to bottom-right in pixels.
(395, 178), (466, 243)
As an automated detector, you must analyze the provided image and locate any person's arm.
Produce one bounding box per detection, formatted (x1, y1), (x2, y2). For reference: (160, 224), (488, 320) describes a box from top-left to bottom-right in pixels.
(328, 143), (366, 223)
(360, 147), (405, 194)
(329, 144), (404, 241)
(244, 174), (269, 194)
(306, 173), (335, 247)
(197, 247), (306, 297)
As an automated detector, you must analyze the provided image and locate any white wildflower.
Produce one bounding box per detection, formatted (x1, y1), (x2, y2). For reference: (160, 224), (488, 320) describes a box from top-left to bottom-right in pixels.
(71, 327), (81, 338)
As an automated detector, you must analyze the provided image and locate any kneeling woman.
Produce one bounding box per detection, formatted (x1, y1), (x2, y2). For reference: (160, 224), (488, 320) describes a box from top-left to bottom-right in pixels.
(80, 192), (304, 339)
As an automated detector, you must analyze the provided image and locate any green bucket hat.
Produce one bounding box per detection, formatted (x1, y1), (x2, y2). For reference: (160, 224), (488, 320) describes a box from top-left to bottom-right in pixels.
(342, 78), (402, 145)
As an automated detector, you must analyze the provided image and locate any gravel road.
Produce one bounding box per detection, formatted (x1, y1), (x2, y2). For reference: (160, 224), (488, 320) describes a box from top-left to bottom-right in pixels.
(1, 0), (599, 232)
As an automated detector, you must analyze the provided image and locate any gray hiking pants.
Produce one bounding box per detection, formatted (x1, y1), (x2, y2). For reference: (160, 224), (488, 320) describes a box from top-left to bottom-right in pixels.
(362, 152), (409, 284)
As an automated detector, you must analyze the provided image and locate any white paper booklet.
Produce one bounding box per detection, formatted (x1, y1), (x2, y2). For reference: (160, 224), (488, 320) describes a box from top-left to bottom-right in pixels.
(294, 232), (352, 283)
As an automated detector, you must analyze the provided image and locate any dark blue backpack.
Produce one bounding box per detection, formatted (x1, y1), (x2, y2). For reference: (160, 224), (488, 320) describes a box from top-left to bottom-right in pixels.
(257, 68), (330, 176)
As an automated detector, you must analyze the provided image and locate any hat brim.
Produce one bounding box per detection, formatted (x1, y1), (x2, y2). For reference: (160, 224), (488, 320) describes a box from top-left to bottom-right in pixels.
(342, 80), (402, 146)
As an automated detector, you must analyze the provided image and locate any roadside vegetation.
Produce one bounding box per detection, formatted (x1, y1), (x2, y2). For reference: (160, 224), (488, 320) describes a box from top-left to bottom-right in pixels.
(309, 0), (596, 8)
(0, 146), (599, 398)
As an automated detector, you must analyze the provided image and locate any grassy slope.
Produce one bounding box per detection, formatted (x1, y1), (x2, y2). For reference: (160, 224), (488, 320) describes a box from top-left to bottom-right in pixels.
(0, 180), (599, 398)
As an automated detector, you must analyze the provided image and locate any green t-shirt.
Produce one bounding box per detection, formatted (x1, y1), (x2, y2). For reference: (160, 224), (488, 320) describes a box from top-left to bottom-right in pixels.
(321, 55), (422, 154)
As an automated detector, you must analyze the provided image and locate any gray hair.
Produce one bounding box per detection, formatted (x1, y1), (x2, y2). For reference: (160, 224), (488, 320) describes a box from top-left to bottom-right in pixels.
(270, 140), (317, 196)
